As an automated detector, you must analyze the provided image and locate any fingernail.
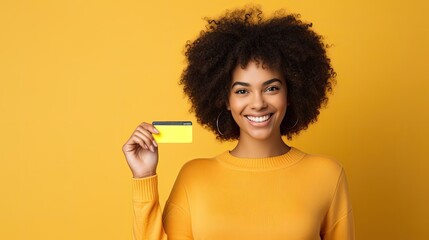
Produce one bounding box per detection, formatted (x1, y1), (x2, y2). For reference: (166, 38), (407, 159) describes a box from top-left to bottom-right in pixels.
(150, 146), (155, 152)
(152, 140), (158, 148)
(153, 128), (159, 134)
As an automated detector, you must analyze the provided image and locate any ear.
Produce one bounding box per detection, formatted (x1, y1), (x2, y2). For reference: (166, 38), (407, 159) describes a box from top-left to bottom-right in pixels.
(226, 101), (231, 111)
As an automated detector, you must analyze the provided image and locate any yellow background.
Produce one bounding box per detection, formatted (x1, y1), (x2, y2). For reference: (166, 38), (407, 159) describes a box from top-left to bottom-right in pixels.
(1, 0), (428, 239)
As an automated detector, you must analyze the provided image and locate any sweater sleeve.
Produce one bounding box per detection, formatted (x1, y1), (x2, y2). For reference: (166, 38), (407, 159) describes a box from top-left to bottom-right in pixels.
(321, 168), (355, 240)
(132, 174), (193, 240)
(132, 175), (167, 240)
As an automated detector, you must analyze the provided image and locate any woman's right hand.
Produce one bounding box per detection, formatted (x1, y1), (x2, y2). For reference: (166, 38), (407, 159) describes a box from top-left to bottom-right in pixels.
(122, 122), (159, 178)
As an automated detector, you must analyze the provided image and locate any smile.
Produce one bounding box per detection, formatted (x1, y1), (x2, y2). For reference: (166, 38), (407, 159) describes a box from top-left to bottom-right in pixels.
(245, 114), (272, 123)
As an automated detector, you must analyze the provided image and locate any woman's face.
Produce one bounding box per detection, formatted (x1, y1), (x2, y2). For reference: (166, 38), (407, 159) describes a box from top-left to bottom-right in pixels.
(228, 61), (287, 142)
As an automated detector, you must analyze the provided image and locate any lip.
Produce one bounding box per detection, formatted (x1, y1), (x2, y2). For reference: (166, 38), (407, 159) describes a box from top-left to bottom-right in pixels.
(245, 113), (273, 125)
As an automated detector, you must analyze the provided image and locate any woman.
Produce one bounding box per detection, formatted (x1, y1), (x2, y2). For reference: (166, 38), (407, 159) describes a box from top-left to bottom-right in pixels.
(123, 7), (354, 240)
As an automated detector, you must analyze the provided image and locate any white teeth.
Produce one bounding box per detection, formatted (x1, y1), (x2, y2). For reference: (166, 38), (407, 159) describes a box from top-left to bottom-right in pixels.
(246, 114), (271, 123)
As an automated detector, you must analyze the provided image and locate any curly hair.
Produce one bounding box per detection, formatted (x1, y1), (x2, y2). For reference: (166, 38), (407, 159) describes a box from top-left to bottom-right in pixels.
(180, 6), (336, 141)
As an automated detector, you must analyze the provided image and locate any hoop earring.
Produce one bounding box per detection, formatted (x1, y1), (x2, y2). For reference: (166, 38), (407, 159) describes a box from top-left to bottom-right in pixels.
(287, 118), (299, 129)
(216, 111), (225, 136)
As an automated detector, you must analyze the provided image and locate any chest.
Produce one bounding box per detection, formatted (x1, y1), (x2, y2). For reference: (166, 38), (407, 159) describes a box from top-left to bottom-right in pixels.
(188, 172), (329, 240)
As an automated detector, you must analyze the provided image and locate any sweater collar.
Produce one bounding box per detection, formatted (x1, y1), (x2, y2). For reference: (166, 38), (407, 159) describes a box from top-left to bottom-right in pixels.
(215, 147), (306, 170)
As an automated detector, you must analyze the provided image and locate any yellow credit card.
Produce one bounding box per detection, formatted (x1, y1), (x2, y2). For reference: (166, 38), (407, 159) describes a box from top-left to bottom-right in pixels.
(152, 121), (192, 143)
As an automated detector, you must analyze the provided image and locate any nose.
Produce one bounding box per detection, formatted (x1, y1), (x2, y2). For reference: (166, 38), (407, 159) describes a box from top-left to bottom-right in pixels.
(250, 93), (267, 110)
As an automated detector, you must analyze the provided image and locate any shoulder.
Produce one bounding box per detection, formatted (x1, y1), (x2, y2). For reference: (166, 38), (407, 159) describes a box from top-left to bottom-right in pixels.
(295, 150), (345, 183)
(301, 151), (343, 171)
(175, 156), (219, 179)
(294, 150), (349, 201)
(170, 156), (224, 189)
(181, 157), (217, 170)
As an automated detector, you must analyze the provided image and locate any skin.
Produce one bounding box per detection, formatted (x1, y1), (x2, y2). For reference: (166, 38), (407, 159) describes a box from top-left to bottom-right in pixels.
(122, 122), (159, 178)
(123, 60), (290, 178)
(228, 61), (290, 158)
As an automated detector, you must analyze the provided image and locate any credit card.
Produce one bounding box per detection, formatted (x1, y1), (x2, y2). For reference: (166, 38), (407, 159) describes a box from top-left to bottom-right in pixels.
(152, 121), (192, 143)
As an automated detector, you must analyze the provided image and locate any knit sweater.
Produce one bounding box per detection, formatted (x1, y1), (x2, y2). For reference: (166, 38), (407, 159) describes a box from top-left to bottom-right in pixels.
(132, 147), (355, 240)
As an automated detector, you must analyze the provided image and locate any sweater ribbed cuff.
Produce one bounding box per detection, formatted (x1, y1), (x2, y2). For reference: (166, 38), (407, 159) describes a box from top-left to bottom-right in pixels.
(132, 175), (159, 202)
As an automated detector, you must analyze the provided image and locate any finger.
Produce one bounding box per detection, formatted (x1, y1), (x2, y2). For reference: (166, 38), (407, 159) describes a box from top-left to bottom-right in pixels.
(133, 130), (156, 149)
(132, 135), (154, 153)
(136, 126), (155, 140)
(131, 135), (149, 151)
(122, 136), (146, 153)
(123, 135), (138, 150)
(127, 129), (149, 148)
(138, 123), (159, 147)
(152, 139), (158, 148)
(139, 122), (160, 134)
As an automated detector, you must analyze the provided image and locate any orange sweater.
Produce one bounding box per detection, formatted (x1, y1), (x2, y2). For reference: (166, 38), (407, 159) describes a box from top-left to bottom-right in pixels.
(132, 147), (355, 240)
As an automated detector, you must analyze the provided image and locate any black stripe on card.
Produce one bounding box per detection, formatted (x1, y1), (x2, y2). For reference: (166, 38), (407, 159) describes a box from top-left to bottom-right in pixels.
(152, 121), (192, 126)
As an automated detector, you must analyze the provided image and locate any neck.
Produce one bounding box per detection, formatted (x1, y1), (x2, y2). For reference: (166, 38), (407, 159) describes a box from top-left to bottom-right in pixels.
(230, 135), (290, 158)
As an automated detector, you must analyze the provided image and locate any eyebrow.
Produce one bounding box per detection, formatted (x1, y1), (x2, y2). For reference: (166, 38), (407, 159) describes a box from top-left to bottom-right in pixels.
(231, 78), (283, 88)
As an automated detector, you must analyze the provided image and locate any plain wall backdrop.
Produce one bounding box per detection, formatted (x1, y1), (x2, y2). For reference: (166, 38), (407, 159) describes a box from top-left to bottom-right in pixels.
(1, 0), (428, 239)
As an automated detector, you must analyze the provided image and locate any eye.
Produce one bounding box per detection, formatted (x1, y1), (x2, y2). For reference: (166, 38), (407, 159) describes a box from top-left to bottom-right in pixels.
(265, 86), (280, 92)
(234, 89), (248, 94)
